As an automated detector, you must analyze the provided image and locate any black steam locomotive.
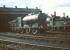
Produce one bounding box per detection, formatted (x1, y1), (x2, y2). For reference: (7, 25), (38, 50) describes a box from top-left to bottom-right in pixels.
(21, 12), (50, 34)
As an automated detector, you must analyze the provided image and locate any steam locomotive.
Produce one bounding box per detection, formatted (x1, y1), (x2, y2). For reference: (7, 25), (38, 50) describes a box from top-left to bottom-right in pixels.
(22, 12), (50, 34)
(9, 11), (51, 34)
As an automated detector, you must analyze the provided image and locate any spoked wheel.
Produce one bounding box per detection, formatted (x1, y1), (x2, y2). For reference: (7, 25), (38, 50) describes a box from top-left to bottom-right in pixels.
(25, 28), (31, 34)
(32, 29), (38, 34)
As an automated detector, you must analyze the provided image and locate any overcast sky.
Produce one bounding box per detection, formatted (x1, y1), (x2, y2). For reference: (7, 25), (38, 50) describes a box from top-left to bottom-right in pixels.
(0, 0), (70, 17)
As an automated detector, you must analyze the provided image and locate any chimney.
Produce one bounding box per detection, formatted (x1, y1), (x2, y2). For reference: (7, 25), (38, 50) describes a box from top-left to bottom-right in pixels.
(36, 7), (38, 9)
(15, 6), (17, 8)
(3, 5), (5, 8)
(26, 6), (28, 9)
(63, 13), (65, 17)
(54, 11), (56, 16)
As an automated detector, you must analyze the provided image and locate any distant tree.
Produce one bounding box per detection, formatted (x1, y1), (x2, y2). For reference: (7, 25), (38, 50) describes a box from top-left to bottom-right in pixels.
(66, 15), (69, 18)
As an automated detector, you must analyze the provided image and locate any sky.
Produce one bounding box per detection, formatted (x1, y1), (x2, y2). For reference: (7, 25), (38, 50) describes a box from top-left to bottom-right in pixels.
(0, 0), (70, 17)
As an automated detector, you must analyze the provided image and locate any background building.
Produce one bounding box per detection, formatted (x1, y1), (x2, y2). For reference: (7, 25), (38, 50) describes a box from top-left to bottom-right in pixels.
(0, 6), (41, 32)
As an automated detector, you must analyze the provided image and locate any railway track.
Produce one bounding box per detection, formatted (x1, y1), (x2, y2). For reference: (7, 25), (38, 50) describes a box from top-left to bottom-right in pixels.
(0, 32), (70, 50)
(0, 32), (70, 43)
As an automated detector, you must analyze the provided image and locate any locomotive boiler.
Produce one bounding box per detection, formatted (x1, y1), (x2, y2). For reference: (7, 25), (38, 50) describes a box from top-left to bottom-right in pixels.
(22, 12), (50, 34)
